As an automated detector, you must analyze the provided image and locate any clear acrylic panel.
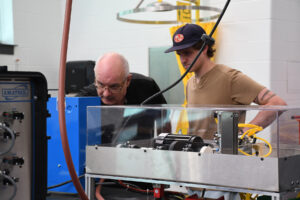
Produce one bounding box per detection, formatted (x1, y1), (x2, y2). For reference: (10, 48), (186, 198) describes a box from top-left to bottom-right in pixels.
(87, 105), (300, 158)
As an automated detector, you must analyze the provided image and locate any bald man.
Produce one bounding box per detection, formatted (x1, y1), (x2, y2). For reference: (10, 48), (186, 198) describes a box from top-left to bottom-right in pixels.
(77, 53), (167, 199)
(77, 52), (167, 105)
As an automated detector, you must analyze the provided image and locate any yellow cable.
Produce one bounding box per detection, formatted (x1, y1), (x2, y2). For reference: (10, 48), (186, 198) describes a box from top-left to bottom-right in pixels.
(214, 121), (263, 139)
(241, 128), (262, 139)
(238, 135), (272, 157)
(214, 116), (271, 157)
(238, 124), (263, 139)
(238, 123), (262, 129)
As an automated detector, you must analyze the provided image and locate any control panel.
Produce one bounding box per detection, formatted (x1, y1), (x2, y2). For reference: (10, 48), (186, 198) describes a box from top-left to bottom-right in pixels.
(0, 80), (32, 200)
(0, 71), (48, 200)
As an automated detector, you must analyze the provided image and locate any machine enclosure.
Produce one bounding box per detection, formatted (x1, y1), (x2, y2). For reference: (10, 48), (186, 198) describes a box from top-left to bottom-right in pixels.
(84, 105), (300, 200)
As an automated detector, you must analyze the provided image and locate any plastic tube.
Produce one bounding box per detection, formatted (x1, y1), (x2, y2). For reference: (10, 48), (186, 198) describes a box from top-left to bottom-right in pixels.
(58, 0), (88, 199)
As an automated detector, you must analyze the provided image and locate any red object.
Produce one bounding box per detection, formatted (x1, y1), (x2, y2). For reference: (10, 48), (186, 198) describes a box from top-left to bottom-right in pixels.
(174, 34), (184, 43)
(153, 185), (165, 199)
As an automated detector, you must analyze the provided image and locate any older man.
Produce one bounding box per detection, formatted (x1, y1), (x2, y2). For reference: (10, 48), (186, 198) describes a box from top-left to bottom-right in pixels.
(77, 52), (166, 105)
(77, 53), (167, 200)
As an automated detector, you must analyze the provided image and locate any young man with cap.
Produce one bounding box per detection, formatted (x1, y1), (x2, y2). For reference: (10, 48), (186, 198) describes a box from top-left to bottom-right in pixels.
(165, 23), (287, 200)
(165, 23), (286, 139)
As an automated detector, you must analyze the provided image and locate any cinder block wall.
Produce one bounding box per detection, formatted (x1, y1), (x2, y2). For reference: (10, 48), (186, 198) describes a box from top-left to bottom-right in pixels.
(270, 0), (300, 105)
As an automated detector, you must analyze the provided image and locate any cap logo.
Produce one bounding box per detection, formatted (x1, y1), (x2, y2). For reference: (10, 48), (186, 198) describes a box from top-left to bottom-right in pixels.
(174, 34), (184, 43)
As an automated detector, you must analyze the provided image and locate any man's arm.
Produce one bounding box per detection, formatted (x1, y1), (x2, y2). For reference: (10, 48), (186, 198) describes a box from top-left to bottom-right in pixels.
(248, 88), (287, 129)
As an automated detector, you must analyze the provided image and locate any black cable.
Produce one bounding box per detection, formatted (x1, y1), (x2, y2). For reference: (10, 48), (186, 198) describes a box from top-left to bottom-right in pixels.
(47, 174), (85, 190)
(111, 114), (133, 145)
(141, 0), (231, 105)
(201, 188), (206, 198)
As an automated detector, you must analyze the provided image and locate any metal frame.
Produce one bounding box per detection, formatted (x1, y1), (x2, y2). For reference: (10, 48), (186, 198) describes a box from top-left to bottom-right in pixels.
(85, 146), (300, 200)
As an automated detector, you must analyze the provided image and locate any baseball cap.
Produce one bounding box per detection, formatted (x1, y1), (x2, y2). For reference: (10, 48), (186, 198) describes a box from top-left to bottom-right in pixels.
(165, 23), (206, 53)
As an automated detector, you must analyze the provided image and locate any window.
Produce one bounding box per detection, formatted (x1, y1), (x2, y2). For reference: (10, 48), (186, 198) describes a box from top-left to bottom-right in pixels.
(0, 0), (14, 54)
(0, 0), (14, 44)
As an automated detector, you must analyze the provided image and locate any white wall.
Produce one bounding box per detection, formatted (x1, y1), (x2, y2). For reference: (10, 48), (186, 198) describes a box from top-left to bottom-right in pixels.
(214, 0), (273, 89)
(0, 0), (299, 105)
(0, 0), (63, 89)
(271, 0), (300, 105)
(67, 0), (173, 75)
(68, 0), (273, 85)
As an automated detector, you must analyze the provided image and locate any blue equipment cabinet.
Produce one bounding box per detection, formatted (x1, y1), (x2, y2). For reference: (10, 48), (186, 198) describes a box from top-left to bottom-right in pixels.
(47, 97), (100, 193)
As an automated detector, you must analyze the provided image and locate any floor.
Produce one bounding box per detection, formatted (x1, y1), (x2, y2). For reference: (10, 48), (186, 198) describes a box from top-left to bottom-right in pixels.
(45, 188), (276, 200)
(46, 193), (79, 200)
(46, 186), (155, 200)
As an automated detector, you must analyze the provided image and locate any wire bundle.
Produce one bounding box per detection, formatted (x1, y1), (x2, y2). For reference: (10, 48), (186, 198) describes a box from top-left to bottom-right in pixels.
(238, 123), (272, 158)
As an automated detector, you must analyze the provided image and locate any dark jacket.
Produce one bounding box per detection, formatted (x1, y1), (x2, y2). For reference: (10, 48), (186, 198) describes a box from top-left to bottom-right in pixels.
(76, 72), (167, 105)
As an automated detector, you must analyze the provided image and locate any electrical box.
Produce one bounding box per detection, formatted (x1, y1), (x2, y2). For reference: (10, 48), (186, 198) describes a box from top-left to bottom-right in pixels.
(0, 70), (48, 200)
(47, 97), (100, 193)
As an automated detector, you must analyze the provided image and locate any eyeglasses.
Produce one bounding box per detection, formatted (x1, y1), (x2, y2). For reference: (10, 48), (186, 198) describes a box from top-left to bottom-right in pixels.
(94, 79), (126, 94)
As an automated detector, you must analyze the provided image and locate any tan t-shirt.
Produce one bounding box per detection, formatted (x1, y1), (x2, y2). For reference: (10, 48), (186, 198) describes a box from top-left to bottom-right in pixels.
(186, 64), (265, 139)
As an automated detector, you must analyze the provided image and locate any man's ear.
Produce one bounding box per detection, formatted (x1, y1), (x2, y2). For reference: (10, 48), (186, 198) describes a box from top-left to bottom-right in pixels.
(203, 45), (209, 54)
(126, 74), (132, 87)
